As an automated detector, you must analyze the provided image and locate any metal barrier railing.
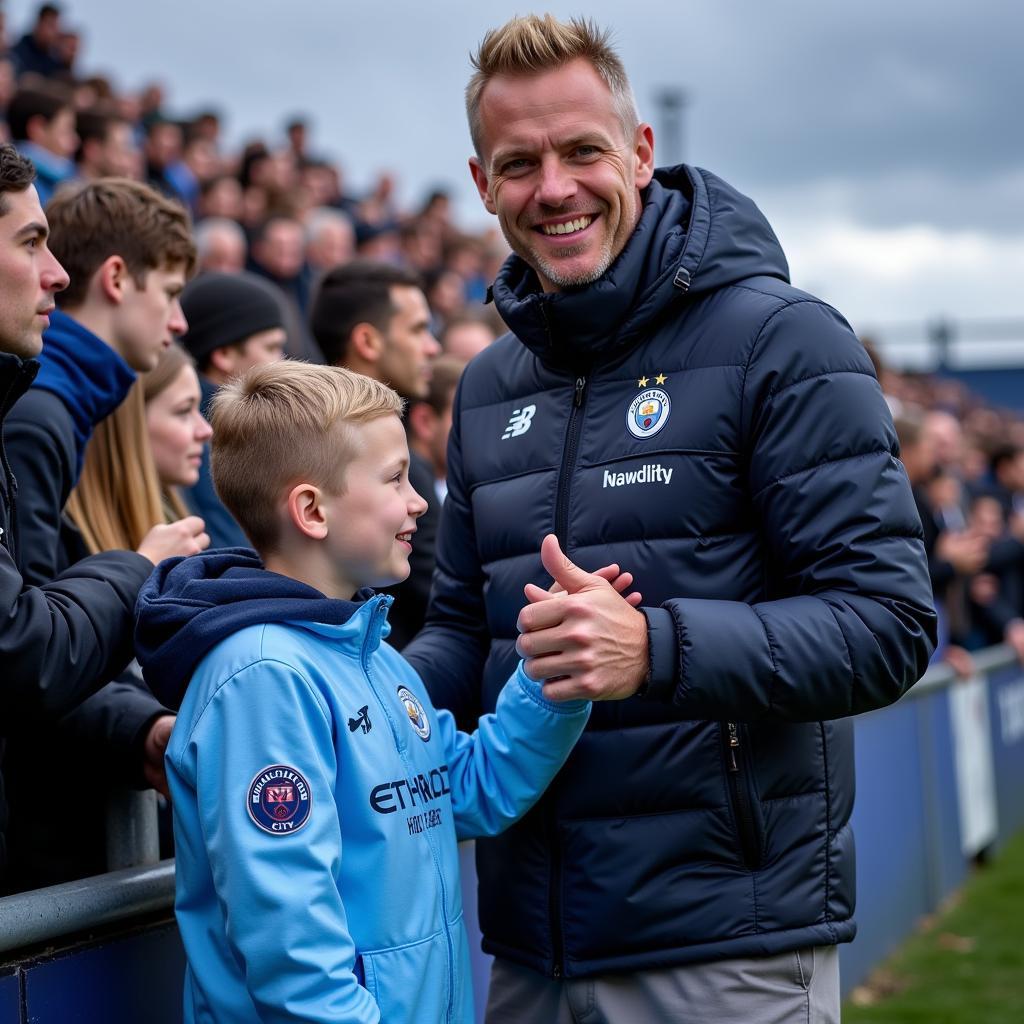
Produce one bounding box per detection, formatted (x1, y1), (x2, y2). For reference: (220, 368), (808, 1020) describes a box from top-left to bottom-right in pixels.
(0, 859), (174, 956)
(902, 643), (1015, 698)
(0, 643), (1018, 957)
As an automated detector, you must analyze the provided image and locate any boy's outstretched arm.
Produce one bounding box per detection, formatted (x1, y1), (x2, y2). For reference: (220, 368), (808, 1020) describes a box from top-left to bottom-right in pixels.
(437, 662), (591, 841)
(437, 536), (647, 839)
(180, 662), (379, 1024)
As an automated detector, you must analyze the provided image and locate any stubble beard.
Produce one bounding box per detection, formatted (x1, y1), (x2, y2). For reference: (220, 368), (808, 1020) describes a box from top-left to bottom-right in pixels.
(507, 191), (637, 292)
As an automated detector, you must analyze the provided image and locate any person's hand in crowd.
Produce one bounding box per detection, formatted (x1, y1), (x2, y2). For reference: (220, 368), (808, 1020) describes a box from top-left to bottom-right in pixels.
(936, 529), (989, 575)
(142, 714), (175, 798)
(1009, 512), (1024, 543)
(943, 644), (976, 679)
(545, 561), (643, 607)
(137, 516), (210, 565)
(969, 572), (1000, 606)
(517, 534), (648, 702)
(1004, 619), (1024, 664)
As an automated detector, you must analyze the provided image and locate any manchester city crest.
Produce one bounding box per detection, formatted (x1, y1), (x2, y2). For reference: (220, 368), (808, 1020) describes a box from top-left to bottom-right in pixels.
(627, 388), (671, 439)
(247, 765), (312, 836)
(397, 685), (431, 741)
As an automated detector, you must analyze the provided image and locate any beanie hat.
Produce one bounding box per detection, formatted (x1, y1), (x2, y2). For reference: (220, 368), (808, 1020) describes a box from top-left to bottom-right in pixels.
(179, 271), (285, 361)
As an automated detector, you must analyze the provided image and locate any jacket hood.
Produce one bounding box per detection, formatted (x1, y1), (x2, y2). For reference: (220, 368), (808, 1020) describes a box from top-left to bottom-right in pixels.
(491, 165), (789, 364)
(135, 547), (380, 709)
(33, 310), (136, 476)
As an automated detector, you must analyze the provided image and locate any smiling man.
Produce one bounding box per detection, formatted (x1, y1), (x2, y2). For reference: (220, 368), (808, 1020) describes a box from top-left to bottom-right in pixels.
(404, 14), (936, 1023)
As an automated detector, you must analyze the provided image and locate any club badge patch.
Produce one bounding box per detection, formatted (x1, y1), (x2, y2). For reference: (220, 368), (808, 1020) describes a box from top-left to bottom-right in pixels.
(247, 765), (312, 836)
(627, 388), (671, 440)
(397, 686), (431, 741)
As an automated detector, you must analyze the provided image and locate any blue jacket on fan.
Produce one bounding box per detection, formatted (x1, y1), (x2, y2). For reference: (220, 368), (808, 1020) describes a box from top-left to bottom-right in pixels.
(135, 549), (590, 1023)
(404, 165), (937, 977)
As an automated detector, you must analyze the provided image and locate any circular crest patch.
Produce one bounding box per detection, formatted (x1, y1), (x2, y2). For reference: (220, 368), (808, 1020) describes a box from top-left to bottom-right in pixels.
(627, 388), (671, 440)
(397, 685), (431, 741)
(247, 765), (312, 836)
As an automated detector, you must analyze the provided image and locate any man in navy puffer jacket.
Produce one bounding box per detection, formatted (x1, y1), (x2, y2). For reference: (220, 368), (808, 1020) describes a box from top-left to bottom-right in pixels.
(404, 14), (937, 1023)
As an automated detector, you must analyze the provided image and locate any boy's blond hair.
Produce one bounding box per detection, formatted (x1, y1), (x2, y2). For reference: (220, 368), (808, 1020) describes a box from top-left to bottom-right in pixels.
(466, 14), (639, 160)
(210, 362), (403, 553)
(46, 178), (197, 308)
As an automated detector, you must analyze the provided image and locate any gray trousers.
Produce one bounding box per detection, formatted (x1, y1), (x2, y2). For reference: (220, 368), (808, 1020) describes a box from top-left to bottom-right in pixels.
(485, 947), (840, 1024)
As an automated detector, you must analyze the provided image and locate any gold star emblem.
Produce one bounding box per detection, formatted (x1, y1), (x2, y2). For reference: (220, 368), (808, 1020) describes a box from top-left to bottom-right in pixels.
(654, 373), (667, 385)
(637, 376), (649, 387)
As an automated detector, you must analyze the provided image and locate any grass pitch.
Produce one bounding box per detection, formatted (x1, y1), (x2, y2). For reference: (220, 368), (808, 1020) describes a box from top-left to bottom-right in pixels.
(843, 828), (1024, 1023)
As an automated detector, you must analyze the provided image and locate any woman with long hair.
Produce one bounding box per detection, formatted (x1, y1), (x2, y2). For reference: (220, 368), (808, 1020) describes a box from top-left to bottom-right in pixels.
(66, 343), (210, 553)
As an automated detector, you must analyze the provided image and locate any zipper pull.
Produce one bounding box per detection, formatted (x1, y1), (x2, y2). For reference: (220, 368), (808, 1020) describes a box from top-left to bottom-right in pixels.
(727, 722), (740, 772)
(573, 376), (586, 407)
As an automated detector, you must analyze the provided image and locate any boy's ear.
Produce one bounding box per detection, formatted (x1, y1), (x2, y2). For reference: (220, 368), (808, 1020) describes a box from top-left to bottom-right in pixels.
(96, 255), (130, 306)
(348, 322), (383, 366)
(286, 483), (328, 540)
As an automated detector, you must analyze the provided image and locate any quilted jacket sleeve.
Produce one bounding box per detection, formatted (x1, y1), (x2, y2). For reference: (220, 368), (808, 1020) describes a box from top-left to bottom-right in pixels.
(646, 298), (937, 721)
(0, 546), (153, 721)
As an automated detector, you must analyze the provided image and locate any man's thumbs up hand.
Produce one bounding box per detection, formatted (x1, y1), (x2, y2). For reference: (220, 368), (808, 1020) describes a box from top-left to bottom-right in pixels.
(523, 535), (643, 608)
(517, 534), (649, 702)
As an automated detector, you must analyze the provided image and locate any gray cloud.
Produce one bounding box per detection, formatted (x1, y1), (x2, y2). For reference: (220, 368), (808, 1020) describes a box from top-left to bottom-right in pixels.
(6, 0), (1020, 320)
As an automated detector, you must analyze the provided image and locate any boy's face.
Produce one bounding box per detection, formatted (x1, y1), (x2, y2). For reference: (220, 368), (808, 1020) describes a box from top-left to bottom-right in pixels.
(114, 262), (188, 371)
(0, 185), (69, 359)
(322, 414), (428, 595)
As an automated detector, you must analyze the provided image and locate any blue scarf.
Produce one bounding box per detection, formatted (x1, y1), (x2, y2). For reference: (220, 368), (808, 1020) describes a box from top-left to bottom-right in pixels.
(32, 310), (136, 477)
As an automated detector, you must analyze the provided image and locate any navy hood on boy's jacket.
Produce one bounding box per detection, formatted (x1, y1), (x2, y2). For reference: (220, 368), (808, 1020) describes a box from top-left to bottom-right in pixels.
(135, 548), (374, 709)
(405, 165), (936, 976)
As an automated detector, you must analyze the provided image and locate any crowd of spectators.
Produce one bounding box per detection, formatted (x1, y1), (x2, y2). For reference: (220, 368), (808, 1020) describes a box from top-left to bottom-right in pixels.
(0, 3), (509, 357)
(0, 2), (1023, 899)
(867, 344), (1024, 676)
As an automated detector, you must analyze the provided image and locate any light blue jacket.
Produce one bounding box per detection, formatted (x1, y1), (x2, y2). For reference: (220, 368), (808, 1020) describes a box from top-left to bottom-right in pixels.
(162, 588), (589, 1023)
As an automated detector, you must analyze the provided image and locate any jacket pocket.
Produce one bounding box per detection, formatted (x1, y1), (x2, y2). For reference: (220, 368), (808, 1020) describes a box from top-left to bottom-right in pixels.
(722, 721), (765, 870)
(361, 925), (460, 1023)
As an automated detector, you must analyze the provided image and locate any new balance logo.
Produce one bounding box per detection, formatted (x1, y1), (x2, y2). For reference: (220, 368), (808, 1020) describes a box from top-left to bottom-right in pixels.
(348, 706), (372, 734)
(501, 404), (536, 440)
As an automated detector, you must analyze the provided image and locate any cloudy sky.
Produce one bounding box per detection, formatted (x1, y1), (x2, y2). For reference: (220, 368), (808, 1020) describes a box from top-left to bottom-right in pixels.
(9, 0), (1023, 358)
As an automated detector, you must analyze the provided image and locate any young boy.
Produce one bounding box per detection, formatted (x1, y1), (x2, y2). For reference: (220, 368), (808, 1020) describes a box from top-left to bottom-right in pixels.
(135, 362), (631, 1023)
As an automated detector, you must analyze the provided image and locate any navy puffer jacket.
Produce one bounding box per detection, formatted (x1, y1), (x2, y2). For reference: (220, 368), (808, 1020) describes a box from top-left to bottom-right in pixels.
(405, 166), (936, 977)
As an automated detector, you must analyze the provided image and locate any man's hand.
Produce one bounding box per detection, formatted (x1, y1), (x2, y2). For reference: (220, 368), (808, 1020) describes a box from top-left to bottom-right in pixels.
(935, 530), (989, 576)
(142, 714), (175, 798)
(137, 516), (210, 565)
(943, 644), (976, 680)
(1005, 620), (1024, 664)
(540, 562), (643, 607)
(517, 535), (648, 702)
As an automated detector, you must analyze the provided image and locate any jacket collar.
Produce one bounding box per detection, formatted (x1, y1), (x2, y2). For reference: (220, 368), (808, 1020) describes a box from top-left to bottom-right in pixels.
(0, 351), (39, 423)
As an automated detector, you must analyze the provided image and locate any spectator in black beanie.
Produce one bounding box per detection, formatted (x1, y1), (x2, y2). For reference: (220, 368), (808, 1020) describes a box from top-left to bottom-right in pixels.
(180, 271), (287, 546)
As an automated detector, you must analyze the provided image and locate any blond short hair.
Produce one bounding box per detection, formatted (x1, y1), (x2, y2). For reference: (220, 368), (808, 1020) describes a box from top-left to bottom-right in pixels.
(210, 362), (403, 553)
(466, 14), (639, 159)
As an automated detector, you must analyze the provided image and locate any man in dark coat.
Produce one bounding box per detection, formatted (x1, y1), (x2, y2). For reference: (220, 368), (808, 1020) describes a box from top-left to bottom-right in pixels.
(2, 177), (208, 889)
(0, 144), (164, 878)
(403, 15), (936, 1022)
